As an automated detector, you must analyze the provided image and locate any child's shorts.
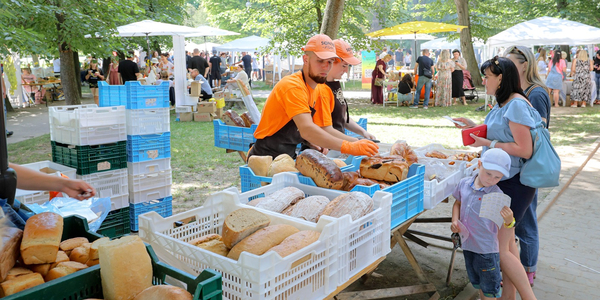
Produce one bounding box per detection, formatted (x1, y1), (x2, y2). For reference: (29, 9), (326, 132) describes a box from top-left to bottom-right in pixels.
(463, 250), (502, 298)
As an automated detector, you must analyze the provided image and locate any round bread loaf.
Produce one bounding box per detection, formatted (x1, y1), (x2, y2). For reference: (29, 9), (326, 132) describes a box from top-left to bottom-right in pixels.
(133, 285), (193, 300)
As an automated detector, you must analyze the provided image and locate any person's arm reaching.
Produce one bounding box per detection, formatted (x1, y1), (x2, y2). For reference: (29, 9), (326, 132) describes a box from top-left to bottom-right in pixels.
(345, 118), (376, 140)
(321, 126), (358, 142)
(9, 163), (97, 200)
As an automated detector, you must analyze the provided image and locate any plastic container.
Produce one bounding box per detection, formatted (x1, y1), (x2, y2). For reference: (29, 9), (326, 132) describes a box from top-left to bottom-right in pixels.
(14, 191), (51, 206)
(419, 157), (465, 210)
(213, 119), (257, 152)
(14, 161), (77, 203)
(238, 155), (364, 193)
(98, 81), (126, 107)
(175, 105), (194, 113)
(126, 108), (170, 135)
(344, 118), (367, 139)
(298, 164), (425, 230)
(125, 81), (170, 109)
(97, 207), (131, 238)
(128, 170), (172, 204)
(126, 133), (171, 163)
(138, 181), (343, 300)
(130, 196), (173, 231)
(50, 122), (127, 146)
(127, 158), (171, 176)
(3, 243), (223, 300)
(51, 141), (127, 175)
(76, 169), (129, 211)
(236, 173), (392, 286)
(49, 105), (126, 128)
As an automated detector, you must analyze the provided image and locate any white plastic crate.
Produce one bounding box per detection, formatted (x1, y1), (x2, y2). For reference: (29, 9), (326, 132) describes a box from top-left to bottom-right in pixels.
(126, 108), (170, 135)
(19, 160), (77, 179)
(51, 122), (127, 146)
(236, 173), (392, 287)
(127, 158), (171, 176)
(129, 185), (172, 204)
(175, 105), (193, 113)
(109, 193), (129, 211)
(419, 158), (465, 210)
(15, 191), (50, 206)
(128, 170), (172, 204)
(49, 105), (126, 128)
(138, 188), (339, 300)
(77, 169), (128, 210)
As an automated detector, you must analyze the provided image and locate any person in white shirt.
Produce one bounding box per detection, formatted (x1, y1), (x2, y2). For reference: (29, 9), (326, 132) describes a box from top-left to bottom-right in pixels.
(226, 64), (250, 91)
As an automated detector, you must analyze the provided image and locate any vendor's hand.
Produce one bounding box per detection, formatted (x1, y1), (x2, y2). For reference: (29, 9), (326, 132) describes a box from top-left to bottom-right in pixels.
(453, 117), (477, 129)
(450, 221), (461, 233)
(500, 206), (514, 225)
(308, 143), (329, 155)
(468, 134), (489, 148)
(362, 131), (377, 140)
(60, 179), (97, 200)
(341, 140), (379, 157)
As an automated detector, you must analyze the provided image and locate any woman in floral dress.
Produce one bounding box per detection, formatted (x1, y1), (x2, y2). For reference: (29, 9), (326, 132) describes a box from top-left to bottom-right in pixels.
(569, 49), (593, 107)
(435, 50), (454, 107)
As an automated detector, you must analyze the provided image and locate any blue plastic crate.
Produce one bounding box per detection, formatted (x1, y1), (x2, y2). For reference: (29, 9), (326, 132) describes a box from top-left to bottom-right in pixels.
(98, 82), (127, 107)
(127, 133), (171, 162)
(344, 118), (367, 139)
(213, 120), (257, 152)
(239, 155), (363, 193)
(299, 163), (425, 229)
(125, 81), (170, 109)
(130, 196), (173, 231)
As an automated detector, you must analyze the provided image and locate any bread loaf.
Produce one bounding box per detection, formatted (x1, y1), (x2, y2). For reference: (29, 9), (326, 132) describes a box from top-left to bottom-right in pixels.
(247, 155), (272, 177)
(268, 154), (298, 177)
(227, 224), (299, 260)
(221, 208), (270, 249)
(296, 150), (344, 190)
(86, 259), (99, 267)
(282, 196), (329, 222)
(51, 251), (70, 269)
(240, 112), (255, 127)
(0, 227), (23, 281)
(246, 198), (263, 206)
(267, 230), (320, 258)
(333, 159), (347, 168)
(59, 237), (89, 252)
(425, 150), (448, 159)
(89, 237), (110, 261)
(222, 110), (245, 127)
(69, 243), (91, 264)
(99, 236), (152, 300)
(5, 267), (32, 281)
(345, 178), (379, 192)
(133, 285), (193, 300)
(20, 212), (63, 265)
(189, 234), (229, 256)
(27, 263), (51, 277)
(0, 272), (44, 297)
(318, 192), (374, 221)
(341, 172), (360, 191)
(255, 187), (304, 213)
(389, 141), (418, 165)
(44, 261), (88, 281)
(359, 155), (409, 183)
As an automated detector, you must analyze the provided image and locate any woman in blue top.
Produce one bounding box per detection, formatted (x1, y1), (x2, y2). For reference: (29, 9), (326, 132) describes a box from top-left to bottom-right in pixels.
(504, 45), (551, 287)
(454, 56), (540, 300)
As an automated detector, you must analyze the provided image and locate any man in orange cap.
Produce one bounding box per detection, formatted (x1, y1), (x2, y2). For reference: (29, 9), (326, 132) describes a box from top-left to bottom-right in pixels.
(248, 34), (379, 160)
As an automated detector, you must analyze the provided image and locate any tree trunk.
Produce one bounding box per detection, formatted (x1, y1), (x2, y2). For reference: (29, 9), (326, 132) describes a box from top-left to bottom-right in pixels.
(73, 52), (82, 99)
(60, 46), (81, 105)
(32, 55), (40, 68)
(454, 0), (481, 86)
(320, 0), (345, 40)
(315, 0), (323, 32)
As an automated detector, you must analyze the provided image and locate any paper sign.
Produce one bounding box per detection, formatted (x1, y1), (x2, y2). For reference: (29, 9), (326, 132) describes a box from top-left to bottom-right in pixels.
(479, 192), (512, 228)
(147, 150), (159, 159)
(457, 219), (470, 242)
(97, 161), (111, 171)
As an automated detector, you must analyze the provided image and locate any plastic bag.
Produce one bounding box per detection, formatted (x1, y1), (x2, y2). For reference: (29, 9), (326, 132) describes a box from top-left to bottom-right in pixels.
(0, 199), (27, 230)
(28, 197), (111, 232)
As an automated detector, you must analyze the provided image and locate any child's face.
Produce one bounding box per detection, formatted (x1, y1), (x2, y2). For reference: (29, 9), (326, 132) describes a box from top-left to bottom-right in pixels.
(478, 167), (504, 187)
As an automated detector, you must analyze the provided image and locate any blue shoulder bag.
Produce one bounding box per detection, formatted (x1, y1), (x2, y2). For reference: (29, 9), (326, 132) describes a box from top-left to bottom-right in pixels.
(516, 99), (561, 188)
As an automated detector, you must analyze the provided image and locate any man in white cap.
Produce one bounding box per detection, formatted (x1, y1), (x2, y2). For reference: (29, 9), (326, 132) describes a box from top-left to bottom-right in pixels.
(248, 34), (378, 160)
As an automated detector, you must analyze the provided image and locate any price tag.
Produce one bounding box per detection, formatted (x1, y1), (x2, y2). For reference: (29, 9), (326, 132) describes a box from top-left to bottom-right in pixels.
(148, 166), (156, 172)
(145, 98), (157, 106)
(147, 150), (159, 159)
(97, 161), (111, 171)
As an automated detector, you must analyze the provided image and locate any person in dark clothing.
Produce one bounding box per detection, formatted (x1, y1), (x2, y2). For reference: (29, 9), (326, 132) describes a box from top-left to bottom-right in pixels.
(189, 48), (209, 78)
(410, 49), (434, 109)
(185, 51), (191, 69)
(85, 60), (104, 105)
(208, 51), (222, 88)
(397, 74), (414, 105)
(235, 52), (253, 87)
(118, 50), (140, 84)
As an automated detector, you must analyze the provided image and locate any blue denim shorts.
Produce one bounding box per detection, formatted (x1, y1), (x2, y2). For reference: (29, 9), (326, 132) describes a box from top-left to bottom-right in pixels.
(463, 250), (502, 298)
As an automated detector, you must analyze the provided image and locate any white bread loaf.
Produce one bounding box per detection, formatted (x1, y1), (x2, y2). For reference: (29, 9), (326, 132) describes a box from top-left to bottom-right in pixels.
(267, 154), (298, 177)
(0, 272), (44, 297)
(221, 208), (270, 249)
(20, 212), (63, 265)
(59, 237), (89, 252)
(69, 243), (91, 264)
(248, 155), (273, 177)
(246, 198), (263, 206)
(282, 196), (329, 223)
(0, 226), (23, 281)
(227, 224), (300, 260)
(318, 192), (374, 221)
(133, 285), (193, 300)
(89, 237), (110, 261)
(255, 187), (304, 213)
(189, 234), (229, 256)
(295, 150), (344, 190)
(44, 261), (88, 281)
(99, 236), (152, 300)
(5, 267), (32, 281)
(267, 230), (320, 258)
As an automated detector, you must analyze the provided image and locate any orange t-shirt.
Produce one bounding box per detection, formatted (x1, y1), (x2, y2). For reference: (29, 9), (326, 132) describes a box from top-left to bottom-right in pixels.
(254, 71), (334, 139)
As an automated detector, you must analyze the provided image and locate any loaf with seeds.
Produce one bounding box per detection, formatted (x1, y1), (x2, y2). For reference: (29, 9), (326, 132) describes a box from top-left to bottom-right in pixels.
(295, 149), (344, 190)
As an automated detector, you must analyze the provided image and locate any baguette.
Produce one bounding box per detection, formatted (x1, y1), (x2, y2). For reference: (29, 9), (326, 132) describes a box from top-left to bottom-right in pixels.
(295, 149), (344, 190)
(318, 192), (373, 221)
(255, 187), (304, 213)
(189, 234), (229, 256)
(227, 224), (299, 260)
(133, 285), (193, 300)
(221, 208), (270, 249)
(0, 227), (23, 281)
(282, 196), (329, 223)
(20, 212), (63, 265)
(0, 273), (44, 297)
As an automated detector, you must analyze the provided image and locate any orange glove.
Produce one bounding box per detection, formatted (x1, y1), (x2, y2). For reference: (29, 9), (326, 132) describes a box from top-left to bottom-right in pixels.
(341, 140), (379, 157)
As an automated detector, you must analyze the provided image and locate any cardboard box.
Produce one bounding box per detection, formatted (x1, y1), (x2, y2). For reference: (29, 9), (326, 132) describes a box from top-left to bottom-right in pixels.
(197, 102), (216, 113)
(214, 91), (225, 99)
(179, 112), (193, 122)
(215, 107), (223, 119)
(190, 82), (202, 96)
(194, 112), (215, 122)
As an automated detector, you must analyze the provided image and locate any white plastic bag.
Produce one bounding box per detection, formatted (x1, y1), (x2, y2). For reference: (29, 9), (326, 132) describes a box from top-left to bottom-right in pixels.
(28, 197), (111, 232)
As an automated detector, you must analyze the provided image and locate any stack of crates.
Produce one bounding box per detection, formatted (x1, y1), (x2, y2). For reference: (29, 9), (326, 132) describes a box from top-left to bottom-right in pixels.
(49, 105), (129, 212)
(99, 81), (173, 231)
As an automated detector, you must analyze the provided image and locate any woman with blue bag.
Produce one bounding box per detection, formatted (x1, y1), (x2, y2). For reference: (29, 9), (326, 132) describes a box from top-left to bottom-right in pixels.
(453, 56), (561, 300)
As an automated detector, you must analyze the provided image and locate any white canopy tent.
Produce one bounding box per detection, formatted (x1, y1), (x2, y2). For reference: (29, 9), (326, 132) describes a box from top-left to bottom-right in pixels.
(185, 42), (220, 53)
(214, 36), (270, 52)
(184, 25), (239, 54)
(421, 37), (484, 50)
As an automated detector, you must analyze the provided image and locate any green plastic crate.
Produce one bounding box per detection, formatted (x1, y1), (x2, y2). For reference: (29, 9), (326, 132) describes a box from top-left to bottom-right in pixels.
(51, 141), (127, 175)
(97, 207), (131, 239)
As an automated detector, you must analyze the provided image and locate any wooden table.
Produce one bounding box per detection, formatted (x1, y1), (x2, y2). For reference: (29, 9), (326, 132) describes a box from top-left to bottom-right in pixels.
(328, 213), (441, 300)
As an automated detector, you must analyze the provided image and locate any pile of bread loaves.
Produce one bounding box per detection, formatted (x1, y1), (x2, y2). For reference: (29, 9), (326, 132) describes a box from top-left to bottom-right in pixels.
(425, 150), (479, 163)
(221, 110), (255, 128)
(248, 153), (347, 178)
(0, 212), (193, 300)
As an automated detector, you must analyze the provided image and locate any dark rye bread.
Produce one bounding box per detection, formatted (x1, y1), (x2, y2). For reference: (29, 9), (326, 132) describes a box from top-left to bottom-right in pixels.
(295, 149), (344, 190)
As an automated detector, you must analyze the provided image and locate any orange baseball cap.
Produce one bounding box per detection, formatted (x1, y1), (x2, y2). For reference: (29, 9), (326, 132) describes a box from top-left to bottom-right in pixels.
(301, 34), (339, 60)
(334, 39), (361, 65)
